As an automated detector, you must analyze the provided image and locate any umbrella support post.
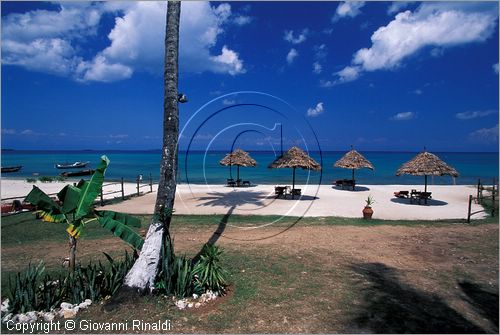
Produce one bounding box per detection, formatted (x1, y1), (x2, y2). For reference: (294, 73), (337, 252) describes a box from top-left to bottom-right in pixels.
(292, 167), (296, 200)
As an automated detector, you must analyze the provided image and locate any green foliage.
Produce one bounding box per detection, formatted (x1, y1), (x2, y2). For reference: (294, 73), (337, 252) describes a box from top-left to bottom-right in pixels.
(26, 178), (37, 183)
(38, 176), (55, 183)
(5, 251), (136, 314)
(24, 156), (144, 249)
(192, 244), (228, 294)
(365, 195), (376, 207)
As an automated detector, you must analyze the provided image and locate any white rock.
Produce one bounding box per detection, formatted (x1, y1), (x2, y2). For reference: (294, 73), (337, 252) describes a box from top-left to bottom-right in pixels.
(63, 309), (77, 319)
(60, 302), (73, 310)
(1, 299), (9, 313)
(26, 311), (38, 322)
(187, 303), (193, 308)
(42, 312), (55, 322)
(194, 303), (201, 308)
(175, 300), (187, 310)
(84, 299), (92, 305)
(192, 294), (199, 299)
(2, 313), (13, 323)
(17, 314), (31, 323)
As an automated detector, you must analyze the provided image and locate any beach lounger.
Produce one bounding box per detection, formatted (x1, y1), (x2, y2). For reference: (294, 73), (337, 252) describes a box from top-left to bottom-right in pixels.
(275, 186), (286, 198)
(291, 188), (301, 196)
(394, 190), (409, 198)
(242, 180), (251, 186)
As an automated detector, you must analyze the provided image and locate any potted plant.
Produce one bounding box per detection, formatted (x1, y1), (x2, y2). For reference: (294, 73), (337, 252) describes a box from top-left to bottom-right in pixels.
(363, 195), (375, 219)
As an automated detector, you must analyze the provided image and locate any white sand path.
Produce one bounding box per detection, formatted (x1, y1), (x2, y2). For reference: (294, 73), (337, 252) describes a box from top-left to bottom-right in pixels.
(1, 179), (485, 220)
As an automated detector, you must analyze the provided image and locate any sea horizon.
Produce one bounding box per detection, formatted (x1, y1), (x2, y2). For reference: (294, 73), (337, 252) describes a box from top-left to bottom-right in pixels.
(2, 150), (498, 186)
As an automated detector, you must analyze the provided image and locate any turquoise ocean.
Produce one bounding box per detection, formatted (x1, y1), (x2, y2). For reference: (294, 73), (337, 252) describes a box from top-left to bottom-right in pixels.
(1, 150), (498, 186)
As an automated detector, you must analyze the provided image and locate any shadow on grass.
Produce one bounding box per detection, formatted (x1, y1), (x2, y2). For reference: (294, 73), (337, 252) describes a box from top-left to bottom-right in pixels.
(332, 185), (370, 192)
(459, 281), (499, 331)
(346, 263), (485, 334)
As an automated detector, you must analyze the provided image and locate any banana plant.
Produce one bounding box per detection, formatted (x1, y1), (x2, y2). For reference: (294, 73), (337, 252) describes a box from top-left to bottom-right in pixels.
(24, 155), (144, 271)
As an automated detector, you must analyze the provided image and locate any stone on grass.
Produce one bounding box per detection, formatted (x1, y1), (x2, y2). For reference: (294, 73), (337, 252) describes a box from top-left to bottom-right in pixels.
(63, 309), (77, 319)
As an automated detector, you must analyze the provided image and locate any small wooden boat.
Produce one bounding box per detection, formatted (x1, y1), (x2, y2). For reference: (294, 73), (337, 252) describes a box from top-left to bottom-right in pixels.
(60, 169), (95, 177)
(1, 166), (22, 173)
(55, 161), (89, 169)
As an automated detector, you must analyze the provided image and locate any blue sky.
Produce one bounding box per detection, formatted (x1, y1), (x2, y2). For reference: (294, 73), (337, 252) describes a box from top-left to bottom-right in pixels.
(1, 1), (499, 152)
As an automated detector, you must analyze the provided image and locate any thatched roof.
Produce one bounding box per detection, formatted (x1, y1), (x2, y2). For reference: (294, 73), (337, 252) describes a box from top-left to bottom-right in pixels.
(220, 149), (257, 167)
(396, 151), (459, 177)
(334, 150), (374, 170)
(268, 146), (321, 171)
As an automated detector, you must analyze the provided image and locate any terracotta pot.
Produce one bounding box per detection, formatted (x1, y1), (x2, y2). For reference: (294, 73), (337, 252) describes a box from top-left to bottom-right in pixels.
(362, 206), (373, 219)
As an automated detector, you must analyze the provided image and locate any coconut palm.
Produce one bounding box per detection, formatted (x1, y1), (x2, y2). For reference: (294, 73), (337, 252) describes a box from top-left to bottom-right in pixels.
(123, 1), (181, 292)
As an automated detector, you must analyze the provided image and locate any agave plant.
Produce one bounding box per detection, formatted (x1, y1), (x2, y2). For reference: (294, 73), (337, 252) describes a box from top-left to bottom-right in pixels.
(24, 155), (144, 271)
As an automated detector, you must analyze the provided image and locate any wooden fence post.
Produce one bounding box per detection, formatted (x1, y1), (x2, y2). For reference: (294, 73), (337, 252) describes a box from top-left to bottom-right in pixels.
(467, 195), (472, 223)
(121, 177), (125, 200)
(477, 179), (481, 203)
(492, 178), (496, 217)
(136, 176), (140, 196)
(149, 173), (153, 193)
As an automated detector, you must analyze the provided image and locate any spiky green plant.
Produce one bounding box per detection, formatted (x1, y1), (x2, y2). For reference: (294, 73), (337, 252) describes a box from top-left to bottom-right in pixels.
(192, 244), (228, 294)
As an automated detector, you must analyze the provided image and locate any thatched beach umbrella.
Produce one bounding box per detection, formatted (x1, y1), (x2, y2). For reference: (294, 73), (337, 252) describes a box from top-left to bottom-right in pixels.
(396, 151), (459, 195)
(334, 148), (374, 181)
(268, 146), (321, 198)
(220, 148), (257, 181)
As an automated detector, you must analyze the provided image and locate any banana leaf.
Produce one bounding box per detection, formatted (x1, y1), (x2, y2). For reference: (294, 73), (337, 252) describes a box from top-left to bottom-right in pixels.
(97, 215), (144, 250)
(35, 210), (67, 223)
(95, 210), (141, 228)
(57, 185), (82, 214)
(24, 186), (62, 214)
(74, 155), (109, 220)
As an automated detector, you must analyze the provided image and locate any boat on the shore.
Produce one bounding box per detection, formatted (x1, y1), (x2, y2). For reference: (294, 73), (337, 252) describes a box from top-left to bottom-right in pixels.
(55, 161), (89, 169)
(1, 166), (22, 173)
(60, 169), (95, 177)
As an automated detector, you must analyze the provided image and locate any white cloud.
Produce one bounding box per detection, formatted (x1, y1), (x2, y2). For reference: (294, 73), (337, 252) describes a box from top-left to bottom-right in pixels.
(283, 29), (308, 44)
(307, 102), (325, 117)
(387, 2), (414, 15)
(286, 48), (298, 64)
(233, 15), (252, 26)
(455, 110), (497, 120)
(313, 62), (322, 74)
(319, 79), (335, 88)
(468, 124), (499, 143)
(494, 63), (499, 74)
(333, 1), (365, 21)
(334, 2), (498, 83)
(336, 66), (361, 83)
(390, 112), (415, 121)
(1, 2), (246, 82)
(2, 128), (16, 135)
(413, 89), (423, 95)
(109, 134), (129, 139)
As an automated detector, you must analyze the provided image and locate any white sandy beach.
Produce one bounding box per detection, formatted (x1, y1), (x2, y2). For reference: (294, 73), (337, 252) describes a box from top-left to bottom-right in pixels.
(1, 178), (486, 220)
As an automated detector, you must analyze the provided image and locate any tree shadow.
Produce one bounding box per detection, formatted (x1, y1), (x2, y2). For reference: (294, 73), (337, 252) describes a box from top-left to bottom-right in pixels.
(275, 195), (319, 201)
(459, 281), (499, 331)
(332, 185), (370, 192)
(390, 198), (448, 206)
(192, 206), (234, 262)
(345, 263), (485, 334)
(196, 190), (269, 208)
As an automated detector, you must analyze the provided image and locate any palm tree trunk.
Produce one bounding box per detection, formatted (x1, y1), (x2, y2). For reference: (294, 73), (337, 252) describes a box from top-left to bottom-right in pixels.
(123, 0), (181, 292)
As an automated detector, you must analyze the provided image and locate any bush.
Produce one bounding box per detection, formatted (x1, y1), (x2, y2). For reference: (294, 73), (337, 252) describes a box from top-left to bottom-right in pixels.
(38, 176), (54, 183)
(26, 178), (37, 183)
(192, 244), (228, 294)
(5, 251), (137, 314)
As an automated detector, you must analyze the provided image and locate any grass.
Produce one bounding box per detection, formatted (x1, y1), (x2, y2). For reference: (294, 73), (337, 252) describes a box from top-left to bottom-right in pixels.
(1, 211), (498, 333)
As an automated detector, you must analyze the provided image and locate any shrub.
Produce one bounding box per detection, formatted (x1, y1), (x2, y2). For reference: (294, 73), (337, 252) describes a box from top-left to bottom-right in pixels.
(26, 178), (37, 183)
(5, 251), (136, 314)
(38, 176), (54, 183)
(192, 244), (228, 294)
